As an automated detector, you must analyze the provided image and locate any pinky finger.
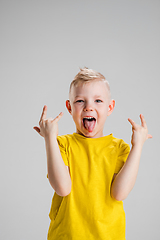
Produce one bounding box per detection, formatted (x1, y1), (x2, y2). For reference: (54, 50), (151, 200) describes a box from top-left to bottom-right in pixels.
(53, 112), (63, 123)
(140, 114), (147, 128)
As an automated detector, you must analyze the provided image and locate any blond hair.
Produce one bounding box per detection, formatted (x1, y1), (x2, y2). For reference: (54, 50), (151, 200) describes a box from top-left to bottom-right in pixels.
(69, 67), (111, 99)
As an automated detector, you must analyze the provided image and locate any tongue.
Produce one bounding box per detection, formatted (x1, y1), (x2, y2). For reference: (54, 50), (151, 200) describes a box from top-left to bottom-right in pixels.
(84, 119), (96, 132)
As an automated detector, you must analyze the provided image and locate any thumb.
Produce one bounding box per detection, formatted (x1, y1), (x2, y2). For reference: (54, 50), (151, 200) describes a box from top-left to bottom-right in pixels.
(33, 126), (40, 134)
(147, 134), (153, 139)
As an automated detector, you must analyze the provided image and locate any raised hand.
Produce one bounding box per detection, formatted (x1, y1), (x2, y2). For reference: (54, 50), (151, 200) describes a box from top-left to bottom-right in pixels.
(128, 114), (152, 147)
(33, 105), (63, 139)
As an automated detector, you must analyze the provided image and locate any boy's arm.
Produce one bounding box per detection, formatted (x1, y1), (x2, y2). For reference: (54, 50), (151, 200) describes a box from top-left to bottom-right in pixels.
(111, 114), (152, 201)
(33, 105), (72, 197)
(45, 135), (71, 196)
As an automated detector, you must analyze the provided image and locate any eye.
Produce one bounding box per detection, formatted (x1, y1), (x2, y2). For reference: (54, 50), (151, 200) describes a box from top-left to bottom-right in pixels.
(95, 99), (102, 103)
(75, 100), (84, 103)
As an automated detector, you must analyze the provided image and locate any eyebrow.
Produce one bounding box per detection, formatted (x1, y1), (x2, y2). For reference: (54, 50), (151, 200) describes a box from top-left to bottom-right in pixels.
(94, 95), (102, 98)
(74, 95), (103, 99)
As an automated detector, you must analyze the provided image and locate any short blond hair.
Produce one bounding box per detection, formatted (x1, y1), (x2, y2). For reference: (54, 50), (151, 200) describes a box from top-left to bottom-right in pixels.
(69, 67), (111, 99)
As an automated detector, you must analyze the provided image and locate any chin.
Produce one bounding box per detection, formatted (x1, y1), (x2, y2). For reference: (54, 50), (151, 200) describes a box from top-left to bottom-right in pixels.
(77, 129), (92, 138)
(78, 129), (102, 138)
(84, 133), (95, 138)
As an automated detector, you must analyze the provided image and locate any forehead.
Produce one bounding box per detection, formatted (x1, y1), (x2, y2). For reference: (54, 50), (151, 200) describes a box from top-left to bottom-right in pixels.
(70, 80), (109, 99)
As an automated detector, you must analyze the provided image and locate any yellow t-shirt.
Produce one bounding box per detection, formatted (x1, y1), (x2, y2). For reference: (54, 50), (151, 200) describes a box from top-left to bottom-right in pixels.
(47, 133), (130, 240)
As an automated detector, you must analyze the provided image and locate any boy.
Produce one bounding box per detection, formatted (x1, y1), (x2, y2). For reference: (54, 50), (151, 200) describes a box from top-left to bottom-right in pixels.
(34, 68), (152, 240)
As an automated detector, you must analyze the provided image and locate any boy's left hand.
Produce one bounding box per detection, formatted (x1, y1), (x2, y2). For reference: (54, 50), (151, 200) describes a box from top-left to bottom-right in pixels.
(128, 114), (152, 147)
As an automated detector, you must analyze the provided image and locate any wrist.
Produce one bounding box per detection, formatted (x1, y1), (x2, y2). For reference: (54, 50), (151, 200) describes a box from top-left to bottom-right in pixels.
(131, 142), (143, 151)
(44, 134), (57, 142)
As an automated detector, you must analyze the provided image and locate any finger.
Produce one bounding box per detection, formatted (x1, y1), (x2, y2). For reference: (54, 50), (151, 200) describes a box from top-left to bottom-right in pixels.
(47, 117), (53, 121)
(128, 118), (137, 129)
(147, 134), (153, 139)
(33, 126), (41, 134)
(39, 105), (47, 123)
(53, 112), (63, 123)
(140, 114), (147, 128)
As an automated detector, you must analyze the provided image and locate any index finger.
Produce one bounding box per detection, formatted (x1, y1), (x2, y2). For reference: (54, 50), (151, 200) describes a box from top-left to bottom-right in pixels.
(39, 105), (47, 122)
(128, 118), (137, 129)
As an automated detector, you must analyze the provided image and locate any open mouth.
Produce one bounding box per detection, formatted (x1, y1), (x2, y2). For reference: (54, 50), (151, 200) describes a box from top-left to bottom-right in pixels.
(83, 117), (96, 132)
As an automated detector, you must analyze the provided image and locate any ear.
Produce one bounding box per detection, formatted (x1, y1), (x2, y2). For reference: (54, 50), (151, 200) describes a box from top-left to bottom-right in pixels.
(66, 100), (72, 114)
(107, 99), (115, 116)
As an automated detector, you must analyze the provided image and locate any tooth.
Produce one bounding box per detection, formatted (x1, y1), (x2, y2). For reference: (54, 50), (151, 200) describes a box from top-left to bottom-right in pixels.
(84, 117), (94, 120)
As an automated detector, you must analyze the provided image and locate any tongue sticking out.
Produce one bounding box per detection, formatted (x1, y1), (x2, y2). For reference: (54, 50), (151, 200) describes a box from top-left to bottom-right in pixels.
(83, 119), (96, 132)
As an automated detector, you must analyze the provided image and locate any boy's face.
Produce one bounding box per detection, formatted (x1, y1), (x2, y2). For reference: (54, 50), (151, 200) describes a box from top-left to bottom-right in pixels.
(66, 80), (115, 138)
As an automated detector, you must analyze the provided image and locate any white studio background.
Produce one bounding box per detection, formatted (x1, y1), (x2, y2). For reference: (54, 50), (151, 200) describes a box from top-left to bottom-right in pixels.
(0, 0), (159, 239)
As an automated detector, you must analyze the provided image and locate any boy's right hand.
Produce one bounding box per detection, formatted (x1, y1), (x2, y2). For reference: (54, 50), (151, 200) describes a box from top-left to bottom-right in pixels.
(33, 105), (63, 139)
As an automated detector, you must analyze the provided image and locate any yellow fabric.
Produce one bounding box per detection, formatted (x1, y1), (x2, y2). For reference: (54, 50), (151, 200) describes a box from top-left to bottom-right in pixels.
(47, 133), (130, 240)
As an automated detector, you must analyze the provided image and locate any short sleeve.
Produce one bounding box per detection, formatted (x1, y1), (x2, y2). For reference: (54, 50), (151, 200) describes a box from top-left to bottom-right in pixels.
(114, 140), (130, 174)
(57, 136), (69, 166)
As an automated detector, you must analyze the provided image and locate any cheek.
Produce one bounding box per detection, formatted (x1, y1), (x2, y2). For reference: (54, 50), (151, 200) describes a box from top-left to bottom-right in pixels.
(98, 107), (108, 120)
(73, 105), (82, 114)
(72, 107), (81, 119)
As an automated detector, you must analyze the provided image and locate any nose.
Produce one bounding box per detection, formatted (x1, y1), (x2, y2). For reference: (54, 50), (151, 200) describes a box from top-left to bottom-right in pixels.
(83, 101), (93, 112)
